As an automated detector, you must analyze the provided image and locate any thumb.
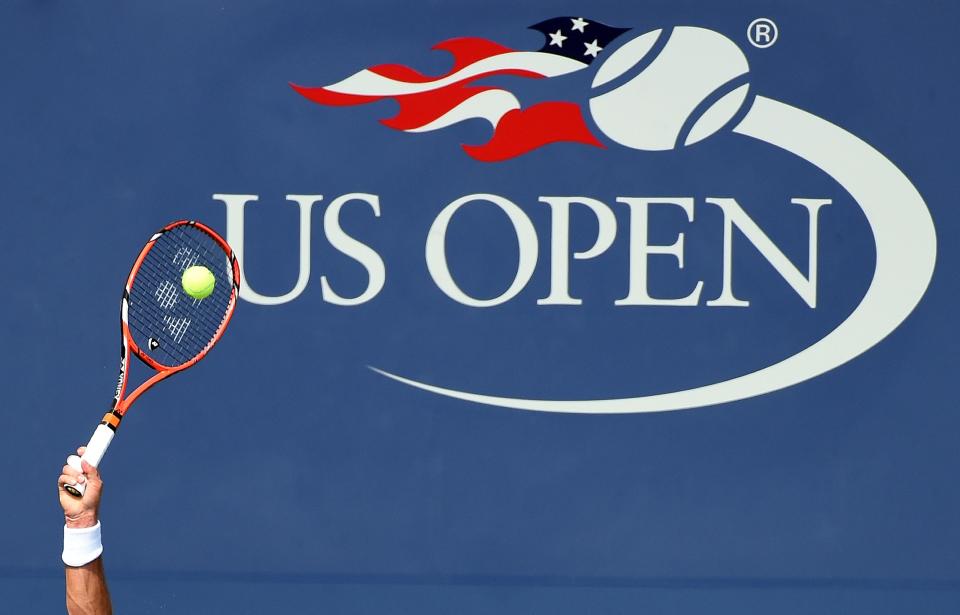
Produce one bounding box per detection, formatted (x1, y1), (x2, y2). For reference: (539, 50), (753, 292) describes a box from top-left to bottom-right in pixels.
(80, 459), (100, 481)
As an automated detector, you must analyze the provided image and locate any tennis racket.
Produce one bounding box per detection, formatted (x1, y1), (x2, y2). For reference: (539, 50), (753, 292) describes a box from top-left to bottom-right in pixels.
(64, 220), (241, 497)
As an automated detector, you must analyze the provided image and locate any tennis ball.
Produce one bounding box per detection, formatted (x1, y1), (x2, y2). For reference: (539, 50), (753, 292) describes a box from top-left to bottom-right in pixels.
(589, 27), (750, 151)
(182, 265), (215, 299)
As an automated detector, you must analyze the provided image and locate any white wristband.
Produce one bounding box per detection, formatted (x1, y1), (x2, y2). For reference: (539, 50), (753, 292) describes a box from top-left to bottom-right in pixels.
(62, 521), (103, 567)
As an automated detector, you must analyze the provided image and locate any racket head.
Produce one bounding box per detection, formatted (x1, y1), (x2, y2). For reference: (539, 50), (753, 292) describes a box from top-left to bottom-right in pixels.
(122, 220), (240, 377)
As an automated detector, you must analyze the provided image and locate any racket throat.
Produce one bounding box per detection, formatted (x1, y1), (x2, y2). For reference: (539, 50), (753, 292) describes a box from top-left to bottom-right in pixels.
(100, 410), (124, 431)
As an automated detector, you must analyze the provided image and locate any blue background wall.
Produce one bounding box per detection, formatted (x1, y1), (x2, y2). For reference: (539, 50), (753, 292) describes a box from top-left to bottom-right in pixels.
(2, 0), (958, 612)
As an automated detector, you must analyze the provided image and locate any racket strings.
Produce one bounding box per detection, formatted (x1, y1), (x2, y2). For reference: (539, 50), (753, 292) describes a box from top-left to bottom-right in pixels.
(131, 274), (231, 331)
(129, 272), (225, 364)
(126, 224), (236, 368)
(136, 276), (232, 346)
(132, 234), (233, 362)
(128, 290), (225, 357)
(140, 227), (234, 316)
(151, 234), (234, 310)
(136, 237), (234, 321)
(133, 256), (232, 334)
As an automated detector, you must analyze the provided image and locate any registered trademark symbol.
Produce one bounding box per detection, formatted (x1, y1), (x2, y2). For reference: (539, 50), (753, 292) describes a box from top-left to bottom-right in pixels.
(747, 18), (778, 48)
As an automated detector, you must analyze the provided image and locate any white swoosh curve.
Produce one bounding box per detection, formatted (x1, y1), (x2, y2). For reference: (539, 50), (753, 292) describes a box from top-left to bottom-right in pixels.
(326, 53), (586, 96)
(372, 96), (937, 413)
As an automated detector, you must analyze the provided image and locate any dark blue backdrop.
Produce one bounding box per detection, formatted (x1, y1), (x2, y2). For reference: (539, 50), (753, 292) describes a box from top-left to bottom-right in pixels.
(2, 1), (958, 612)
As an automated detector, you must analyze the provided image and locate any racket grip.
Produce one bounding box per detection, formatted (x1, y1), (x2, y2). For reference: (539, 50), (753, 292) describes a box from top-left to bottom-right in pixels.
(64, 425), (115, 498)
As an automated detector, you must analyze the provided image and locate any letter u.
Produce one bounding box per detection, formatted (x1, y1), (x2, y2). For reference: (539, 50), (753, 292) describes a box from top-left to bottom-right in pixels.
(212, 194), (322, 305)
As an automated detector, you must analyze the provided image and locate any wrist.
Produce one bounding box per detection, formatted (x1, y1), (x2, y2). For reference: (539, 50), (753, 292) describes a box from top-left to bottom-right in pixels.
(64, 511), (98, 529)
(63, 521), (103, 567)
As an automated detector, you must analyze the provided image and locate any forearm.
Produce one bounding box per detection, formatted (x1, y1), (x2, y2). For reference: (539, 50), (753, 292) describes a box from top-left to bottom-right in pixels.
(60, 448), (111, 614)
(65, 557), (112, 615)
(62, 515), (110, 615)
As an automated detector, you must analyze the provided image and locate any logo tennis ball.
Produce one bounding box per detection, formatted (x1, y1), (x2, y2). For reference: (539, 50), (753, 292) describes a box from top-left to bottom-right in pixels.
(589, 26), (751, 151)
(182, 265), (215, 299)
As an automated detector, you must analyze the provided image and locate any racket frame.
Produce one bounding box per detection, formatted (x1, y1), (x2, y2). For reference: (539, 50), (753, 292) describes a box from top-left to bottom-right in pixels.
(64, 220), (240, 497)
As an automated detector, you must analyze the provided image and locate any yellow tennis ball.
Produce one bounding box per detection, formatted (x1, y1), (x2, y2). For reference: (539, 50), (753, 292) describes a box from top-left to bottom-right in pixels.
(182, 265), (215, 299)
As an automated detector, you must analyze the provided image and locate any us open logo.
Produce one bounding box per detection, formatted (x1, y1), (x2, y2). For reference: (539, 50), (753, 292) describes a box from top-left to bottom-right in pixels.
(213, 18), (936, 413)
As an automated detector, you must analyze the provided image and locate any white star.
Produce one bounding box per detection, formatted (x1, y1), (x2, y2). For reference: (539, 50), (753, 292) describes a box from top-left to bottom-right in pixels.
(583, 39), (602, 58)
(570, 17), (588, 32)
(548, 29), (567, 47)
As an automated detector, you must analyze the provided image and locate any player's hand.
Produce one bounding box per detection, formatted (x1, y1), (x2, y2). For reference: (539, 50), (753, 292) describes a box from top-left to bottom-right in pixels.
(58, 447), (103, 529)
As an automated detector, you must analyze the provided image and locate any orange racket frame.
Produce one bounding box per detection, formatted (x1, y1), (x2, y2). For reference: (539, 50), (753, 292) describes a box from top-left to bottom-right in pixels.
(64, 220), (240, 497)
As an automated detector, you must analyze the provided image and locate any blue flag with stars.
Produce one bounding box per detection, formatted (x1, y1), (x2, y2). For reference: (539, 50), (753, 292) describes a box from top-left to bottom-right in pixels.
(529, 17), (630, 63)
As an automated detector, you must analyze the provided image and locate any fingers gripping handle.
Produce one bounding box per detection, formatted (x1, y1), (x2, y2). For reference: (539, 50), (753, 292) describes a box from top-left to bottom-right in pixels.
(64, 456), (84, 496)
(64, 425), (115, 497)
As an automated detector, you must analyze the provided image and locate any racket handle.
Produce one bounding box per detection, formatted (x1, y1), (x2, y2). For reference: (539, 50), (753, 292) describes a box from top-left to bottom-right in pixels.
(64, 425), (115, 498)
